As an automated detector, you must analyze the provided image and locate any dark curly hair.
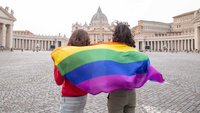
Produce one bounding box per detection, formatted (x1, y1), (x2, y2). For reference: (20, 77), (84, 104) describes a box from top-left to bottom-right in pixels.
(68, 29), (90, 46)
(113, 22), (135, 47)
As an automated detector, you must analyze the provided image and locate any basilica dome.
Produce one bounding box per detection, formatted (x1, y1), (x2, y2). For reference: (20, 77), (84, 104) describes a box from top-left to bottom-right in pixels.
(90, 6), (109, 26)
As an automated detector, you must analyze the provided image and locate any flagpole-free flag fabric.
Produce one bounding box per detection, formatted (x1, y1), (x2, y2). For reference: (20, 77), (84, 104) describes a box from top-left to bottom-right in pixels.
(51, 42), (164, 95)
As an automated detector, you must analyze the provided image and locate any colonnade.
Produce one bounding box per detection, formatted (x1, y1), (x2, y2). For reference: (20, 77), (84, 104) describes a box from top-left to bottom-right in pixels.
(138, 39), (195, 52)
(12, 38), (56, 51)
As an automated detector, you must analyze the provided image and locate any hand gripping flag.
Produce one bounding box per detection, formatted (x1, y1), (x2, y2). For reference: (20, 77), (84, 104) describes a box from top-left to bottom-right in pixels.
(51, 42), (164, 95)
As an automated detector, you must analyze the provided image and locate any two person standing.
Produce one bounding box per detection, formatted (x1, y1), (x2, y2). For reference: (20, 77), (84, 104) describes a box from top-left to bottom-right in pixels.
(52, 22), (164, 113)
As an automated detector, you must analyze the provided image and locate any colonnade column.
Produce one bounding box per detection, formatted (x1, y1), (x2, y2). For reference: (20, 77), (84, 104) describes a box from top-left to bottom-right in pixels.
(22, 39), (24, 49)
(159, 41), (161, 51)
(184, 39), (187, 51)
(194, 25), (200, 50)
(181, 40), (183, 51)
(1, 24), (6, 47)
(6, 24), (13, 49)
(44, 41), (46, 51)
(191, 39), (194, 51)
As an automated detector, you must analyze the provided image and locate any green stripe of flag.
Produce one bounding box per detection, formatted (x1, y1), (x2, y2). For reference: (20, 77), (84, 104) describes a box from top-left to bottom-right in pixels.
(57, 49), (149, 75)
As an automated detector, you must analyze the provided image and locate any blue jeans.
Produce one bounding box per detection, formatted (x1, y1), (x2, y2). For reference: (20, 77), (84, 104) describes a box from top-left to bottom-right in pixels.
(60, 95), (87, 113)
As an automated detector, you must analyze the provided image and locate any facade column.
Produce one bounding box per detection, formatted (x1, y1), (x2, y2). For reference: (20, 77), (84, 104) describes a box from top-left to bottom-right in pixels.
(28, 40), (30, 50)
(13, 39), (16, 49)
(191, 39), (194, 51)
(188, 39), (190, 51)
(142, 40), (145, 51)
(16, 39), (18, 49)
(41, 40), (44, 50)
(6, 24), (13, 49)
(44, 41), (47, 51)
(184, 40), (187, 51)
(168, 40), (170, 51)
(171, 40), (173, 51)
(194, 24), (200, 50)
(19, 39), (21, 49)
(177, 40), (179, 51)
(161, 41), (163, 51)
(24, 39), (26, 50)
(1, 24), (6, 47)
(175, 40), (177, 51)
(47, 41), (49, 51)
(157, 41), (160, 51)
(31, 40), (33, 50)
(162, 41), (165, 51)
(34, 40), (36, 50)
(153, 41), (155, 51)
(39, 40), (42, 51)
(25, 39), (27, 50)
(180, 40), (182, 51)
(181, 40), (183, 51)
(30, 40), (31, 50)
(155, 41), (157, 51)
(22, 39), (24, 49)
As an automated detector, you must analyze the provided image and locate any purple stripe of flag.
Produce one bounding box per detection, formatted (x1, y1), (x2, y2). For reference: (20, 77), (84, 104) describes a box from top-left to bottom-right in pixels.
(148, 65), (164, 83)
(76, 66), (164, 95)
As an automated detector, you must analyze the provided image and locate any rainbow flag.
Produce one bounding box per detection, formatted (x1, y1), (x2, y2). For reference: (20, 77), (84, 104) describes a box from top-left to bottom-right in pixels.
(51, 42), (164, 95)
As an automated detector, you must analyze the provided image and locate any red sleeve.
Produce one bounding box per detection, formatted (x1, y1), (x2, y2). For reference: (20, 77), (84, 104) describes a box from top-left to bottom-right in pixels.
(54, 65), (64, 85)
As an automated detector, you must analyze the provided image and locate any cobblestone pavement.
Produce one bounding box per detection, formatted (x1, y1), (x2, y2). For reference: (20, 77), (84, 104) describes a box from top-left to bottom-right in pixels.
(0, 51), (200, 113)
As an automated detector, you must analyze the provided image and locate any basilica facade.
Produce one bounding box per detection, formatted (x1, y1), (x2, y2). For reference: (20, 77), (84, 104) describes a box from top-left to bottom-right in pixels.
(72, 7), (115, 44)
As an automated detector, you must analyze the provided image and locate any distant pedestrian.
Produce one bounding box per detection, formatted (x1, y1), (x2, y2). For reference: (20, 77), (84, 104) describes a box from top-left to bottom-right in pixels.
(0, 45), (4, 52)
(10, 48), (13, 52)
(53, 29), (90, 113)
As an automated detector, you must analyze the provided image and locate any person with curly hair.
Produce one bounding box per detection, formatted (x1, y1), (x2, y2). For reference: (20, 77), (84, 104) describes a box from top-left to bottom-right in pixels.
(107, 22), (136, 113)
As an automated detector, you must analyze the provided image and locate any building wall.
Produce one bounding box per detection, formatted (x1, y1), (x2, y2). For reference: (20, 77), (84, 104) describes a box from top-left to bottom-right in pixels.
(133, 20), (171, 35)
(172, 11), (195, 32)
(133, 8), (200, 52)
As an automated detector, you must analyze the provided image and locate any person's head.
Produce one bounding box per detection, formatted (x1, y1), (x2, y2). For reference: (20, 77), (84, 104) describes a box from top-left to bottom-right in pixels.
(113, 22), (135, 47)
(68, 29), (90, 46)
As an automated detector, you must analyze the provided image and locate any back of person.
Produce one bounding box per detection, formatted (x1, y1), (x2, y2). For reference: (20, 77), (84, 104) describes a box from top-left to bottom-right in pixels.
(53, 29), (90, 113)
(107, 22), (136, 113)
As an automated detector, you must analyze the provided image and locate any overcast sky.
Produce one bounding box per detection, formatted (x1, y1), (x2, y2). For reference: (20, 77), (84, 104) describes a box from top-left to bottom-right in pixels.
(1, 0), (200, 37)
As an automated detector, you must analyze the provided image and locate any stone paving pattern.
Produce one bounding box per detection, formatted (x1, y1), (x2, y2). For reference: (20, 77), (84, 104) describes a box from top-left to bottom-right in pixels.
(0, 51), (200, 113)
